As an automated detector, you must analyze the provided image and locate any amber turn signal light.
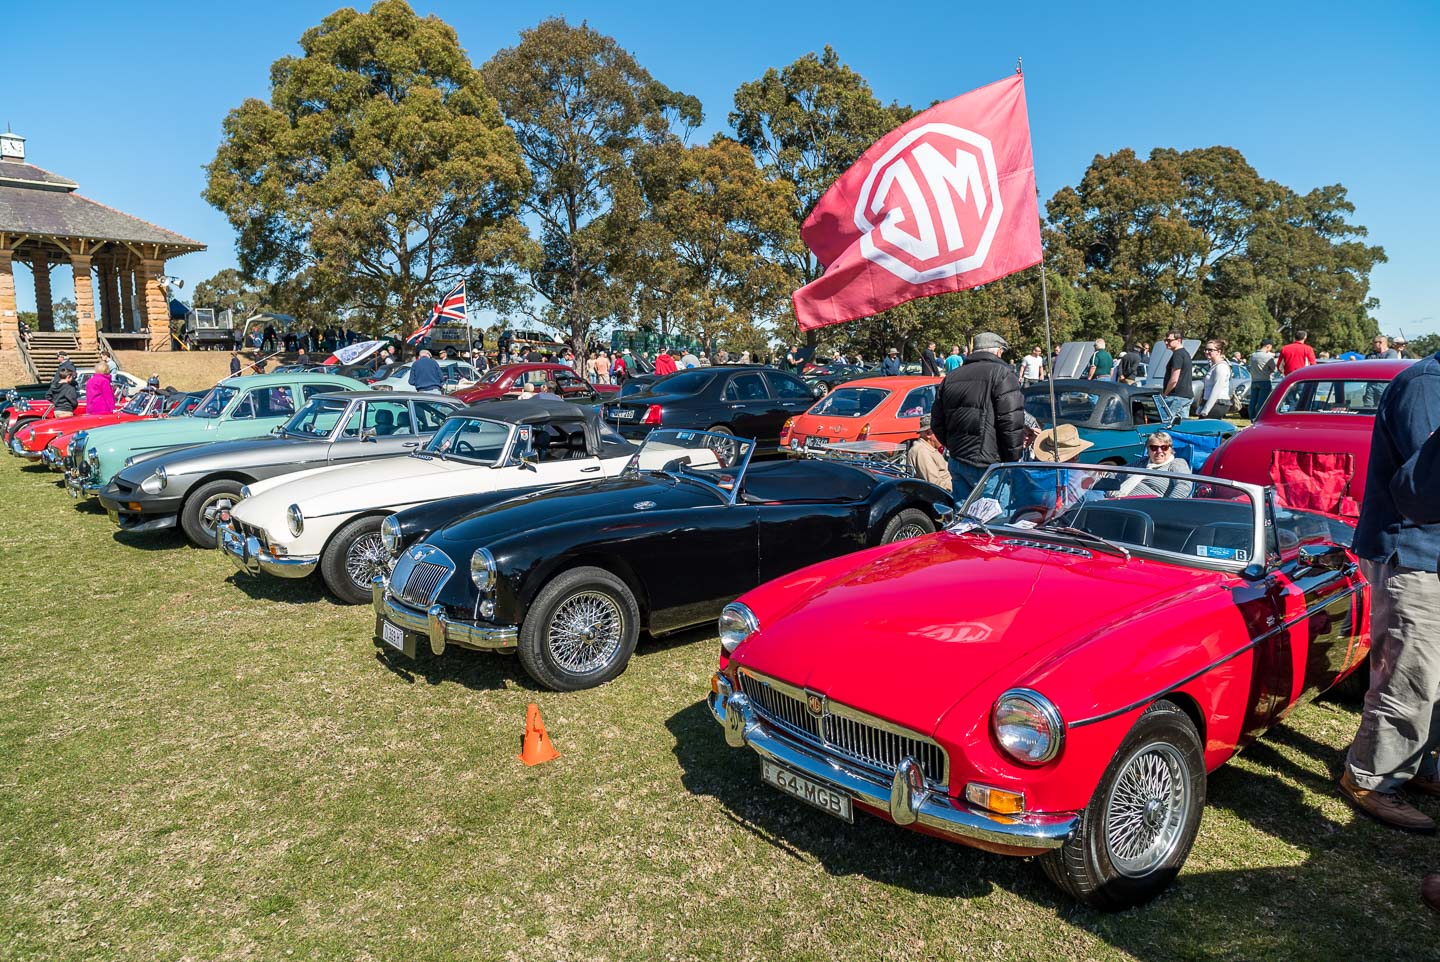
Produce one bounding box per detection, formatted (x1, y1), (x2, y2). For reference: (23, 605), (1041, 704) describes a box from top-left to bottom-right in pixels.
(965, 782), (1026, 815)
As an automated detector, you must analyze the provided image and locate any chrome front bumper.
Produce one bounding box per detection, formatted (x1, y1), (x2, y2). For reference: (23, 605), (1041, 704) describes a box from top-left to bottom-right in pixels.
(708, 674), (1078, 851)
(9, 437), (27, 456)
(63, 471), (101, 499)
(371, 576), (518, 656)
(217, 522), (319, 578)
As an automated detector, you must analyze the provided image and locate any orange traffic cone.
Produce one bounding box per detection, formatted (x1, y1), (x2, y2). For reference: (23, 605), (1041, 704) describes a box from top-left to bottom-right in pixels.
(518, 703), (560, 766)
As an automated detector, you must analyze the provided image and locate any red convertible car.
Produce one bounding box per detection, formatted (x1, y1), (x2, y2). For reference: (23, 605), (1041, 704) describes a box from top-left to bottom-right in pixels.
(1201, 358), (1412, 519)
(451, 363), (618, 405)
(39, 391), (204, 469)
(710, 462), (1366, 909)
(9, 390), (173, 461)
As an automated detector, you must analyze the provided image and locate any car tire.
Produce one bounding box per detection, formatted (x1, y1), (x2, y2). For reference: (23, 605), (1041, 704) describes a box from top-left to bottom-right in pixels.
(1040, 699), (1205, 911)
(704, 424), (738, 467)
(181, 479), (245, 548)
(518, 566), (640, 692)
(816, 381), (830, 395)
(320, 515), (388, 605)
(881, 508), (934, 543)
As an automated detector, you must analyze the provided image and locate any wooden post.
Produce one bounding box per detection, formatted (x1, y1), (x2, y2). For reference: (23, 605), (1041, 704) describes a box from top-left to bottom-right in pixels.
(0, 248), (17, 351)
(119, 267), (135, 332)
(71, 254), (97, 350)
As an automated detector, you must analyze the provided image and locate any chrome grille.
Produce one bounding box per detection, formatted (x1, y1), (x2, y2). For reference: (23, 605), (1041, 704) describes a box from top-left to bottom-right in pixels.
(390, 543), (456, 608)
(402, 562), (449, 606)
(739, 670), (948, 788)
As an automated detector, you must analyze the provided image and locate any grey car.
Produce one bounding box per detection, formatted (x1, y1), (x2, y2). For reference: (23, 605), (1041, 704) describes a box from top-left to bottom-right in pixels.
(97, 391), (462, 548)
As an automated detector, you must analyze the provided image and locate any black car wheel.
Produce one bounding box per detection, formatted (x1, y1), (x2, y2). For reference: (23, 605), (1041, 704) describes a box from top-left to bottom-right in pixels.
(881, 508), (935, 543)
(519, 566), (640, 692)
(1041, 699), (1205, 910)
(320, 515), (388, 605)
(704, 425), (737, 467)
(815, 381), (830, 396)
(181, 479), (245, 548)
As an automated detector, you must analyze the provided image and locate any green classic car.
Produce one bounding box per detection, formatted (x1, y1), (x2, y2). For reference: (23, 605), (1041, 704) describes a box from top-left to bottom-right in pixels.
(65, 372), (368, 498)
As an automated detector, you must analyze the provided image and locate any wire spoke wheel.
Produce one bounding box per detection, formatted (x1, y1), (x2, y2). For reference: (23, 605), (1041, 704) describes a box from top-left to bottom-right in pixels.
(890, 522), (928, 541)
(546, 590), (624, 675)
(1103, 741), (1190, 877)
(345, 533), (388, 591)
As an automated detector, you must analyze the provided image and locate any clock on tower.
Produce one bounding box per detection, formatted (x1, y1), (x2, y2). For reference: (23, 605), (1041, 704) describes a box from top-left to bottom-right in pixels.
(0, 132), (25, 161)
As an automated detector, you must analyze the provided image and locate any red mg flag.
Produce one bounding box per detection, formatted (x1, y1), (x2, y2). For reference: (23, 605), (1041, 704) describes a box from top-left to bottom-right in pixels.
(793, 74), (1042, 330)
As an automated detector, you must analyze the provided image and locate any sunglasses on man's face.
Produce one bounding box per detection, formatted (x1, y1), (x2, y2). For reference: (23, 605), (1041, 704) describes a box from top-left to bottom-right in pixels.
(1148, 443), (1172, 451)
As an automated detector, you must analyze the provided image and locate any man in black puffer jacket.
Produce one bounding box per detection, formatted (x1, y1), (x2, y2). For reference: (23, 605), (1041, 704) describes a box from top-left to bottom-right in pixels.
(930, 331), (1025, 498)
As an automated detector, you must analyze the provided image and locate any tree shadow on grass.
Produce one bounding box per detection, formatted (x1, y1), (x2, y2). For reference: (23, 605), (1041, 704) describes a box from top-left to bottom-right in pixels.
(669, 696), (1438, 960)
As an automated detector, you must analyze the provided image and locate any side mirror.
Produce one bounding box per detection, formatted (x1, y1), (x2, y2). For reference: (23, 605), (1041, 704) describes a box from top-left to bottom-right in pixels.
(934, 503), (955, 525)
(1299, 543), (1351, 573)
(270, 425), (283, 436)
(360, 429), (377, 443)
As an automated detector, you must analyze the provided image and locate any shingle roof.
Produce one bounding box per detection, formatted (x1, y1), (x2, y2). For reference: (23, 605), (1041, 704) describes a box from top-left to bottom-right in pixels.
(0, 183), (203, 249)
(0, 161), (77, 191)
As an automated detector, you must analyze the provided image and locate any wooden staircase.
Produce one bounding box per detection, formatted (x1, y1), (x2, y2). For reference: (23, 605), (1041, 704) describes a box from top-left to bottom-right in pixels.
(21, 333), (101, 384)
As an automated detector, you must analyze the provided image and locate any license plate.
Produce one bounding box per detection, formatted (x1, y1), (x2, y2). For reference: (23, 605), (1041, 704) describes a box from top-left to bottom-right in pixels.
(761, 760), (853, 822)
(805, 436), (831, 448)
(610, 408), (636, 420)
(381, 619), (405, 650)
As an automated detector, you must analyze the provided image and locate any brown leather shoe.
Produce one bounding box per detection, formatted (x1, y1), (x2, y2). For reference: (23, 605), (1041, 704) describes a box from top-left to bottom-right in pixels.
(1339, 770), (1437, 834)
(1424, 874), (1440, 913)
(1406, 774), (1440, 799)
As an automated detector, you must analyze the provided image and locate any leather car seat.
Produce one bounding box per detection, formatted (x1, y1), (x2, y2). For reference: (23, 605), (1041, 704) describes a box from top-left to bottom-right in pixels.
(373, 409), (395, 436)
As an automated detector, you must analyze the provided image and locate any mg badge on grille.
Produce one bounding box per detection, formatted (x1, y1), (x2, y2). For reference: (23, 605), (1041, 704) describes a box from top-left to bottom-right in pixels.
(805, 691), (825, 717)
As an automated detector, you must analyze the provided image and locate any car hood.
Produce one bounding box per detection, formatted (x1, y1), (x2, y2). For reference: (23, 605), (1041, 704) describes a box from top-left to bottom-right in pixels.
(237, 452), (468, 519)
(115, 436), (328, 483)
(83, 417), (217, 453)
(31, 412), (139, 436)
(733, 533), (1187, 739)
(430, 474), (719, 551)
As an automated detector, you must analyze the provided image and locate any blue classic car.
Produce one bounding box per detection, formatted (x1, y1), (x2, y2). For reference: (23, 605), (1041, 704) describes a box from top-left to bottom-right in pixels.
(1023, 380), (1235, 466)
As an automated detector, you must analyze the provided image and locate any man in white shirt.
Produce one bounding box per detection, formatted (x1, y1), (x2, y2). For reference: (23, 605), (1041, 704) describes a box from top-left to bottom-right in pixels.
(1019, 346), (1046, 386)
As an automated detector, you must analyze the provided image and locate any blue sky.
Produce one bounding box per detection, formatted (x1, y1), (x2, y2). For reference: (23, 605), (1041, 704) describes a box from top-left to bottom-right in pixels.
(8, 0), (1438, 338)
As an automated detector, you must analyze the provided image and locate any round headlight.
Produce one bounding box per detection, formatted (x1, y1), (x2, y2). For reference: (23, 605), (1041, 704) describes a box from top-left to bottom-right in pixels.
(992, 689), (1064, 765)
(154, 465), (168, 490)
(381, 515), (402, 556)
(718, 603), (759, 653)
(470, 547), (497, 590)
(286, 504), (304, 537)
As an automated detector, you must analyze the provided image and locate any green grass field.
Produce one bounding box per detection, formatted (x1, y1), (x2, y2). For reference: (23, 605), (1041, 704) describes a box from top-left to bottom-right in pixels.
(0, 459), (1434, 961)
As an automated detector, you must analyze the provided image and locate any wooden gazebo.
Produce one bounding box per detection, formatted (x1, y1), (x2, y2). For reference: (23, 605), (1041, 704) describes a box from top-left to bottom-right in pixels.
(0, 131), (205, 352)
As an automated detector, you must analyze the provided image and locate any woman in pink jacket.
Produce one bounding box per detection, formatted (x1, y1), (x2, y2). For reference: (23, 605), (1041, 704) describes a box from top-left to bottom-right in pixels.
(84, 365), (115, 416)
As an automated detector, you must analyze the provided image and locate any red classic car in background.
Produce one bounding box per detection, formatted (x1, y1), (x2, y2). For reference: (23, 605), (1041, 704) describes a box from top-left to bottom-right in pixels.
(451, 363), (619, 405)
(779, 376), (939, 453)
(710, 462), (1365, 909)
(42, 391), (204, 469)
(10, 390), (173, 461)
(3, 370), (146, 444)
(1201, 358), (1411, 519)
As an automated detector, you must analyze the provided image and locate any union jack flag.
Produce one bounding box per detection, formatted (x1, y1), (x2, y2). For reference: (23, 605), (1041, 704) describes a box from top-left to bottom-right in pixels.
(407, 280), (466, 345)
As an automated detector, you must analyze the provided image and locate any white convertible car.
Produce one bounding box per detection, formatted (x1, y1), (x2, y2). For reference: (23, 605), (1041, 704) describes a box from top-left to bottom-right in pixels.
(218, 398), (639, 603)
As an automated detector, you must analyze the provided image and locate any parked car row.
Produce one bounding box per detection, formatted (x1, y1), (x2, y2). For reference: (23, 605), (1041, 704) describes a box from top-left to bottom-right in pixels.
(5, 355), (1403, 911)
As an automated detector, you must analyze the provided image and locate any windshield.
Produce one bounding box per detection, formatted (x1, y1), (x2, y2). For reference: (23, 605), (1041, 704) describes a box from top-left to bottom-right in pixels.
(1275, 379), (1390, 415)
(624, 428), (754, 495)
(283, 396), (350, 438)
(809, 386), (890, 417)
(476, 367), (509, 385)
(959, 462), (1259, 570)
(165, 394), (199, 417)
(121, 395), (149, 415)
(192, 386), (237, 419)
(650, 370), (712, 395)
(423, 417), (511, 463)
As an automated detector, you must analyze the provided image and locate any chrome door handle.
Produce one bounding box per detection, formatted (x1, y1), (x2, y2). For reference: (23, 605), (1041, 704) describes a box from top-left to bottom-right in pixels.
(581, 466), (601, 473)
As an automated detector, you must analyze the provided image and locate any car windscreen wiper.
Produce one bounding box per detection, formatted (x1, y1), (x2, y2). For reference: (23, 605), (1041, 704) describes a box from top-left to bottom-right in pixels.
(1038, 524), (1131, 559)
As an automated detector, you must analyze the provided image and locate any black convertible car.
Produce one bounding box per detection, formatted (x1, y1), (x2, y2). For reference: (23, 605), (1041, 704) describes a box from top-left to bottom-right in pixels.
(372, 428), (954, 691)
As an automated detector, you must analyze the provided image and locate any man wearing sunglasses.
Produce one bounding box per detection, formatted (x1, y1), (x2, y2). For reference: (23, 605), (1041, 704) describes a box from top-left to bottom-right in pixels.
(1161, 331), (1193, 400)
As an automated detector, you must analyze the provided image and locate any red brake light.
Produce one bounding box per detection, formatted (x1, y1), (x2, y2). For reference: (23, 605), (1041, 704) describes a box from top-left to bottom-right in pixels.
(779, 417), (794, 443)
(643, 404), (663, 425)
(858, 422), (871, 440)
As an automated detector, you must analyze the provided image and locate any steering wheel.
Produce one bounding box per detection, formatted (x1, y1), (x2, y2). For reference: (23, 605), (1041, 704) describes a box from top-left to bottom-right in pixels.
(453, 440), (480, 458)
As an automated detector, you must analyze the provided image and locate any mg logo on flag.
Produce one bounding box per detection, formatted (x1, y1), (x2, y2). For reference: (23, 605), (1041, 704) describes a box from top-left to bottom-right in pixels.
(854, 123), (1004, 284)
